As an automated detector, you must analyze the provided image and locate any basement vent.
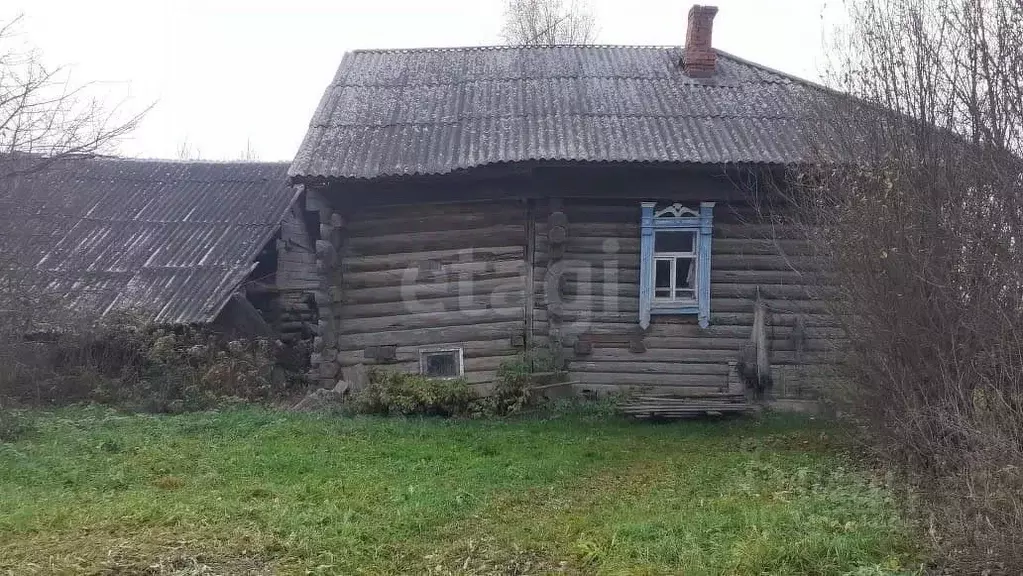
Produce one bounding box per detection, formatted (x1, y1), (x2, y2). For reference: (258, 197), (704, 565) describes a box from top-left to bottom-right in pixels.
(419, 348), (463, 379)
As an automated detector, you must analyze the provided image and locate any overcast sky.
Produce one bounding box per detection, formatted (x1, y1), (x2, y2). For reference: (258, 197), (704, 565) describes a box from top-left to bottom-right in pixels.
(6, 0), (839, 162)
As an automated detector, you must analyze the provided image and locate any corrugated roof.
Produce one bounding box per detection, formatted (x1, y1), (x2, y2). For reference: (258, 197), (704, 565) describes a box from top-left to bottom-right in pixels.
(290, 45), (842, 181)
(0, 158), (298, 324)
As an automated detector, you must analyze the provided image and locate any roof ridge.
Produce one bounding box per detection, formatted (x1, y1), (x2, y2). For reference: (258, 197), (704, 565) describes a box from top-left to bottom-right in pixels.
(350, 44), (680, 55)
(92, 155), (291, 167)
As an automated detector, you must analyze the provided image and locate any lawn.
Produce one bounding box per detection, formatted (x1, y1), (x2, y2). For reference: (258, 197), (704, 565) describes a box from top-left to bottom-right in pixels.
(0, 405), (917, 575)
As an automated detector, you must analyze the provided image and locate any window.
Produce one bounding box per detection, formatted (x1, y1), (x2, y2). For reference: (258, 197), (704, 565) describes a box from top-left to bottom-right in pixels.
(654, 231), (697, 301)
(639, 202), (715, 329)
(419, 348), (463, 378)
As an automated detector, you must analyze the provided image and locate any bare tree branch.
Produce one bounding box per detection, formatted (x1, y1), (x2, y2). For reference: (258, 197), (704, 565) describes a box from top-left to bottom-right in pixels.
(788, 0), (1023, 570)
(0, 13), (149, 335)
(500, 0), (597, 46)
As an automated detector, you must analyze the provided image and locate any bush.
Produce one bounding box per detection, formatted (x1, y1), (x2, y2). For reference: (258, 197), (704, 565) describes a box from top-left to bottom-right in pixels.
(482, 348), (560, 416)
(353, 369), (476, 417)
(0, 316), (303, 413)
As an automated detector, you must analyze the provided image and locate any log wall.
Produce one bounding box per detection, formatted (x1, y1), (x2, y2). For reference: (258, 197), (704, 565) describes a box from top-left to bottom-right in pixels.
(334, 200), (531, 388)
(265, 199), (319, 352)
(543, 199), (843, 398)
(317, 169), (843, 398)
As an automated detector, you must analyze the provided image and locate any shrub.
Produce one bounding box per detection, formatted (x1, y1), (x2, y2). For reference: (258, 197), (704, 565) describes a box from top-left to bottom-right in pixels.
(0, 316), (303, 412)
(781, 0), (1023, 569)
(484, 348), (560, 416)
(351, 348), (569, 419)
(353, 369), (476, 417)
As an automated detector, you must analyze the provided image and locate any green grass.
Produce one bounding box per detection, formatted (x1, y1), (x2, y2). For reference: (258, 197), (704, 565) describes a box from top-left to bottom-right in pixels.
(0, 405), (918, 575)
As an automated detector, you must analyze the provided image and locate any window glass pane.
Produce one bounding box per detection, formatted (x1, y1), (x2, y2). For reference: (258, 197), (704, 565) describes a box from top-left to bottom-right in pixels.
(654, 259), (671, 289)
(423, 351), (460, 378)
(675, 257), (696, 289)
(675, 288), (696, 300)
(655, 231), (695, 252)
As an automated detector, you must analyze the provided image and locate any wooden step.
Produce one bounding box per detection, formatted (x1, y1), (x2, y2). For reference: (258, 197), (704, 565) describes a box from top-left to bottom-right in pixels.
(619, 393), (754, 419)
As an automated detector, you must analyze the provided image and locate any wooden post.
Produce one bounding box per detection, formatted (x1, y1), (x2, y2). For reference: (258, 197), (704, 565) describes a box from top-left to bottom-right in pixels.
(306, 188), (348, 388)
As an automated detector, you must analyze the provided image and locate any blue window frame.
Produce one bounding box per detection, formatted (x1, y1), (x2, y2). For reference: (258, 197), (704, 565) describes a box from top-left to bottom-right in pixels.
(639, 202), (715, 329)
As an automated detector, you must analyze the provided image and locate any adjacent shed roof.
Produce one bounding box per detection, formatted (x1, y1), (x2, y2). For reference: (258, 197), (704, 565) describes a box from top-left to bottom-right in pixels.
(290, 45), (841, 181)
(0, 158), (297, 324)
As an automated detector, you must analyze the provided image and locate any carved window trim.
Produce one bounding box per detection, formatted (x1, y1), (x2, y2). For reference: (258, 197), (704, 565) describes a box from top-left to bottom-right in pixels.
(639, 201), (715, 329)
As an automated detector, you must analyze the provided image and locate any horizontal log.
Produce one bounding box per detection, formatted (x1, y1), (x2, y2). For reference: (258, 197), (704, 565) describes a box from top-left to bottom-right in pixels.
(338, 307), (523, 334)
(340, 292), (527, 319)
(350, 200), (523, 226)
(353, 364), (499, 386)
(712, 254), (822, 271)
(570, 361), (731, 375)
(541, 255), (824, 277)
(555, 313), (839, 332)
(550, 296), (832, 315)
(570, 373), (728, 388)
(584, 347), (840, 364)
(276, 280), (320, 291)
(645, 323), (847, 339)
(344, 260), (523, 290)
(713, 238), (814, 256)
(556, 238), (812, 260)
(551, 309), (841, 327)
(710, 283), (822, 300)
(346, 225), (525, 256)
(711, 269), (830, 284)
(567, 222), (639, 238)
(337, 321), (524, 348)
(715, 223), (805, 240)
(588, 336), (844, 352)
(343, 246), (523, 274)
(346, 208), (525, 237)
(344, 277), (527, 305)
(337, 339), (520, 364)
(359, 355), (521, 374)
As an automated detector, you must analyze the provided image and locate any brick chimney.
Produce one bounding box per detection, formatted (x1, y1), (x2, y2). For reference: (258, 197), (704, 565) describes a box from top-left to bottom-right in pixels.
(683, 5), (719, 77)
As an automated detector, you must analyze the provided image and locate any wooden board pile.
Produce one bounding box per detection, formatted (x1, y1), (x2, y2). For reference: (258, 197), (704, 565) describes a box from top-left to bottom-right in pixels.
(619, 394), (753, 419)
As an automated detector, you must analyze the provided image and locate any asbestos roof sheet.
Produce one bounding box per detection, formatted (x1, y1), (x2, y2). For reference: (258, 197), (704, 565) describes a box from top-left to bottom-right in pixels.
(290, 45), (844, 181)
(0, 158), (298, 324)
